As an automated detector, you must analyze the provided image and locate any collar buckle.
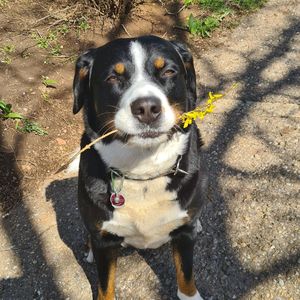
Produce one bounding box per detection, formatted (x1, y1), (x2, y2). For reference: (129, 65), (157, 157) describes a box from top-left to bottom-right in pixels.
(172, 155), (189, 176)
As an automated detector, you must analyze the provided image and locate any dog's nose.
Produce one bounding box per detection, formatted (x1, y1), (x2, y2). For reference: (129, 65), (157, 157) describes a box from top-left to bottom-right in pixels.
(131, 97), (162, 124)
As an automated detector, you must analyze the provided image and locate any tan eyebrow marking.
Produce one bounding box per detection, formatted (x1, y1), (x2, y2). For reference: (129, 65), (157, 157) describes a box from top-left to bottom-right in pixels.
(154, 57), (165, 69)
(114, 63), (125, 75)
(79, 67), (88, 79)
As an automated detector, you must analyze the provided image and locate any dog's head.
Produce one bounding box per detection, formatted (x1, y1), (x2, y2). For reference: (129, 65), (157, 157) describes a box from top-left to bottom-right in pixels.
(73, 35), (196, 147)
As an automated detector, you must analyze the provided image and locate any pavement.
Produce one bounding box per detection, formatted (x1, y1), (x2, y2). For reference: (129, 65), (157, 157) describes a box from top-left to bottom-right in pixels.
(0, 0), (299, 299)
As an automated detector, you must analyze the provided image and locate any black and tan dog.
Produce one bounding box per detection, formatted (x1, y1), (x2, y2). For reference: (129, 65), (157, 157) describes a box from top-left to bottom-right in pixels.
(73, 35), (207, 300)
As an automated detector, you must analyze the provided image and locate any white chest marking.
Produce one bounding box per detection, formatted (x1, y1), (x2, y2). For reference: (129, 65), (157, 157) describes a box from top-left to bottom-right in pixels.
(102, 176), (188, 249)
(94, 132), (189, 179)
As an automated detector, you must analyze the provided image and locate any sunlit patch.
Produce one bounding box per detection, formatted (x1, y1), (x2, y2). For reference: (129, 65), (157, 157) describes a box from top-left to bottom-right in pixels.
(154, 56), (165, 69)
(114, 62), (125, 75)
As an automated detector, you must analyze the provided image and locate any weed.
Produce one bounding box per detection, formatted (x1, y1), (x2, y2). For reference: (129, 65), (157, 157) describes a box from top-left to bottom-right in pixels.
(78, 18), (90, 31)
(232, 0), (267, 10)
(57, 24), (69, 35)
(50, 45), (63, 56)
(31, 32), (50, 49)
(42, 76), (57, 88)
(0, 100), (23, 119)
(0, 56), (12, 64)
(0, 99), (47, 135)
(187, 11), (229, 37)
(185, 0), (266, 37)
(199, 0), (228, 12)
(31, 31), (63, 56)
(41, 91), (50, 102)
(1, 44), (15, 54)
(17, 119), (48, 136)
(0, 44), (15, 64)
(183, 0), (194, 6)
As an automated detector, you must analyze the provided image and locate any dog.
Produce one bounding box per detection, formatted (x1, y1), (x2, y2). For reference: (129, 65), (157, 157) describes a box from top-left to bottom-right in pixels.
(73, 35), (207, 300)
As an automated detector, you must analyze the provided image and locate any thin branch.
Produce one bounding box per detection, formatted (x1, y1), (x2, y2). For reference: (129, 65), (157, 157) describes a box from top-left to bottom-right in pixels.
(55, 129), (118, 174)
(121, 24), (132, 37)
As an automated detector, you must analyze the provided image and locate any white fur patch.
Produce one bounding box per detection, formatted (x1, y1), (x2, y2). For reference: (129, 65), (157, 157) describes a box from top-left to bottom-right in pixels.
(102, 176), (188, 249)
(94, 132), (189, 179)
(65, 154), (80, 173)
(114, 41), (176, 143)
(177, 289), (204, 300)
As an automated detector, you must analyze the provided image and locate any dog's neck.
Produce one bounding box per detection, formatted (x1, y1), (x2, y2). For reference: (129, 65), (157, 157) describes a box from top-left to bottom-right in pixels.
(92, 131), (190, 180)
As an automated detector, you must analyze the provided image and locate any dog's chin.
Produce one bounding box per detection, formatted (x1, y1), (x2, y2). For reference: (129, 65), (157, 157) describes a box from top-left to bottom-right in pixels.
(122, 131), (170, 148)
(130, 134), (169, 148)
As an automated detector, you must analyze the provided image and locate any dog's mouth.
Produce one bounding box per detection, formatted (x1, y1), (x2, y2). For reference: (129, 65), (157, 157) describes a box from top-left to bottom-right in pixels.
(115, 128), (171, 146)
(138, 131), (162, 139)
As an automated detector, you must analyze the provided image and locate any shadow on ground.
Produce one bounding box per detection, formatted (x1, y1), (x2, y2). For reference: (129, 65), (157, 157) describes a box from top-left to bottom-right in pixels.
(0, 124), (64, 298)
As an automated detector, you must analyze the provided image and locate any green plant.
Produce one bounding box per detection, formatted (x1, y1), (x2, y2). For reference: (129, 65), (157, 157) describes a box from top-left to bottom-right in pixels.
(42, 76), (57, 88)
(183, 0), (194, 6)
(17, 119), (48, 135)
(31, 31), (65, 57)
(232, 0), (267, 10)
(0, 100), (23, 119)
(0, 44), (15, 64)
(50, 44), (62, 56)
(1, 44), (15, 54)
(41, 91), (50, 102)
(57, 24), (69, 35)
(199, 0), (227, 12)
(1, 56), (12, 64)
(184, 0), (228, 11)
(187, 12), (228, 37)
(0, 99), (47, 135)
(32, 32), (50, 49)
(185, 0), (266, 38)
(78, 18), (90, 31)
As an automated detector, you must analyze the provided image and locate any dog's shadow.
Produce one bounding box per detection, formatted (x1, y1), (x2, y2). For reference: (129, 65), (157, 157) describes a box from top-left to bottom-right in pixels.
(46, 176), (178, 299)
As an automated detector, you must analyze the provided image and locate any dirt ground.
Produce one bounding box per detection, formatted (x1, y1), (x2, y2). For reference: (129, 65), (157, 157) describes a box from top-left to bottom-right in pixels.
(0, 0), (299, 299)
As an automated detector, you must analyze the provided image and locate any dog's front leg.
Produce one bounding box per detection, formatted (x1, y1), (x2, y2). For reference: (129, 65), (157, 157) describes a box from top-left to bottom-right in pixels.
(91, 235), (120, 300)
(172, 226), (203, 300)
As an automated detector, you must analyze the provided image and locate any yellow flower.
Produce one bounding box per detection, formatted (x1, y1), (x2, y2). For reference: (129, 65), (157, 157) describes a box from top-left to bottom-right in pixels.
(179, 85), (238, 127)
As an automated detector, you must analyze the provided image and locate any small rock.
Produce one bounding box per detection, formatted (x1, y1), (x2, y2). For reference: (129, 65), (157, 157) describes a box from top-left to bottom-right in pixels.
(279, 279), (284, 286)
(56, 138), (66, 145)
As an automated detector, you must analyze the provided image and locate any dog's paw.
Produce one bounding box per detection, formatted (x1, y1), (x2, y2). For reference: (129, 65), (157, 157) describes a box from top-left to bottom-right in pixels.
(177, 289), (204, 300)
(84, 248), (94, 263)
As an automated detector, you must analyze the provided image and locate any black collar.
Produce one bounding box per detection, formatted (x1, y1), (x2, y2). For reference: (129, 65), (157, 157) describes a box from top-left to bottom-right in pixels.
(109, 155), (188, 182)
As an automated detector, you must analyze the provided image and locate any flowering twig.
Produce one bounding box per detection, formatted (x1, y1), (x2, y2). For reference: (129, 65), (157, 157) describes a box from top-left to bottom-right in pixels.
(180, 82), (237, 128)
(55, 129), (117, 174)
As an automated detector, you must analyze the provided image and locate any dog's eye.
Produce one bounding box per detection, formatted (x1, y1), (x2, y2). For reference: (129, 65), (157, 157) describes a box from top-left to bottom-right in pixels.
(105, 75), (119, 83)
(162, 69), (176, 78)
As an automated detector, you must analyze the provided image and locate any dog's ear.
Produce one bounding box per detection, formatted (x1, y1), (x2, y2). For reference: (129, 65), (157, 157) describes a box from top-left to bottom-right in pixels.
(170, 41), (197, 109)
(73, 49), (96, 114)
